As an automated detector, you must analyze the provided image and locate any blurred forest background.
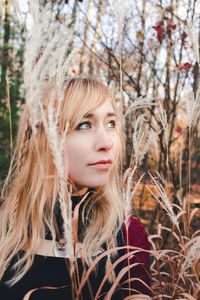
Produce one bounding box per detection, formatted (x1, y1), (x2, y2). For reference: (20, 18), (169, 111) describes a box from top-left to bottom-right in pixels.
(0, 0), (200, 297)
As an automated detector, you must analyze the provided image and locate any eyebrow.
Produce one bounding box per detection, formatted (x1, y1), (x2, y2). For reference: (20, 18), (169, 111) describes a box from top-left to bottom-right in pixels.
(83, 112), (117, 119)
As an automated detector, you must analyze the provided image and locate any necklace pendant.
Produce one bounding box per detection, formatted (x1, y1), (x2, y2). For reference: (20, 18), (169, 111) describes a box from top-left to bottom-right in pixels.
(54, 242), (68, 257)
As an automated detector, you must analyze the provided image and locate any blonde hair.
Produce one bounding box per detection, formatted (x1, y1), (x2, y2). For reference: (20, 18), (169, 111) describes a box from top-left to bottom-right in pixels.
(0, 77), (124, 285)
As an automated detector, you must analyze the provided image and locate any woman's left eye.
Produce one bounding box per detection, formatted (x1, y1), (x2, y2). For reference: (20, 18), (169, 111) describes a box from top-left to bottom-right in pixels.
(107, 120), (116, 128)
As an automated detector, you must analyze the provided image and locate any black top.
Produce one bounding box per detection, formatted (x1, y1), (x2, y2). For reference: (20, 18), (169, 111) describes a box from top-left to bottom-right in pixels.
(1, 253), (115, 300)
(0, 234), (126, 300)
(0, 192), (151, 299)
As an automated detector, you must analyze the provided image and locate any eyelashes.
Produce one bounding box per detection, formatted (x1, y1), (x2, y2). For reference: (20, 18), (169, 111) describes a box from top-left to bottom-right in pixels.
(107, 120), (117, 128)
(76, 121), (91, 130)
(75, 120), (117, 131)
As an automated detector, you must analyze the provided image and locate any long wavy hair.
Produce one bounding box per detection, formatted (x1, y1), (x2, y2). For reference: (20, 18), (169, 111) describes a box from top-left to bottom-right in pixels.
(0, 77), (124, 285)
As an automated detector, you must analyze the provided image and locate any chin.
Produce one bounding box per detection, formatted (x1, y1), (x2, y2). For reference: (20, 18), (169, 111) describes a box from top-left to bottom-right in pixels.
(72, 175), (110, 189)
(89, 183), (107, 188)
(85, 183), (108, 188)
(77, 180), (109, 188)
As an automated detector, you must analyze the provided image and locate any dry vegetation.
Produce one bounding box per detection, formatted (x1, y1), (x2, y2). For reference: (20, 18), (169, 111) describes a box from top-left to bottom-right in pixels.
(1, 0), (200, 299)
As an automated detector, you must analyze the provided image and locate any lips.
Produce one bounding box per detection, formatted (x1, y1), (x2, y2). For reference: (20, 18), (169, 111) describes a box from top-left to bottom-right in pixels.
(89, 159), (112, 166)
(88, 160), (112, 170)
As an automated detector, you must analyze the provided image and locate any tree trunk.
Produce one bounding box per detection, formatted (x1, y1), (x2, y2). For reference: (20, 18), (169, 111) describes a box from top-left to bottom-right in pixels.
(0, 0), (10, 104)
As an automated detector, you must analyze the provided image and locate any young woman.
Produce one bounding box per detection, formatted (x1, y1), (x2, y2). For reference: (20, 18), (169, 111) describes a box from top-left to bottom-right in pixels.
(0, 78), (151, 299)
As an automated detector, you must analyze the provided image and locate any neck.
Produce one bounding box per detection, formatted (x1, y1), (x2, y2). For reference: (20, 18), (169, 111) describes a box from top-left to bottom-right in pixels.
(71, 187), (89, 197)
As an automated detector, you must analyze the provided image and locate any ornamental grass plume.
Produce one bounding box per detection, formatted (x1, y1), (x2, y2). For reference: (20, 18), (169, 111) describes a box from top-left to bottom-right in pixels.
(185, 21), (200, 130)
(179, 235), (200, 282)
(24, 1), (74, 134)
(148, 213), (200, 298)
(157, 102), (169, 147)
(185, 90), (200, 130)
(146, 169), (200, 298)
(22, 0), (76, 265)
(132, 114), (155, 166)
(147, 172), (180, 230)
(150, 131), (159, 164)
(125, 96), (156, 166)
(124, 96), (155, 117)
(186, 21), (200, 65)
(132, 115), (146, 166)
(123, 164), (145, 224)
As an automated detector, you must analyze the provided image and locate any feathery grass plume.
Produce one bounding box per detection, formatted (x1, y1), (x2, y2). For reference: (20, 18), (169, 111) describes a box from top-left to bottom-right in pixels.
(185, 83), (200, 193)
(23, 1), (74, 134)
(132, 114), (153, 166)
(124, 96), (155, 117)
(56, 47), (76, 105)
(121, 166), (147, 298)
(186, 21), (200, 65)
(184, 21), (200, 129)
(29, 0), (39, 24)
(132, 115), (145, 165)
(40, 98), (74, 261)
(1, 70), (16, 196)
(179, 236), (200, 280)
(185, 90), (200, 130)
(12, 0), (26, 27)
(147, 172), (180, 230)
(157, 102), (169, 147)
(6, 70), (13, 161)
(22, 0), (76, 265)
(150, 130), (159, 164)
(123, 165), (138, 221)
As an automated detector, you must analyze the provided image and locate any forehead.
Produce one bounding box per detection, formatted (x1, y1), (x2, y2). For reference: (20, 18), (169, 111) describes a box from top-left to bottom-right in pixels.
(83, 100), (115, 118)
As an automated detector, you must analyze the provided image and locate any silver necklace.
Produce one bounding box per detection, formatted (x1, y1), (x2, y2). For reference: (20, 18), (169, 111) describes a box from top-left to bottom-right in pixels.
(54, 242), (104, 258)
(54, 242), (68, 257)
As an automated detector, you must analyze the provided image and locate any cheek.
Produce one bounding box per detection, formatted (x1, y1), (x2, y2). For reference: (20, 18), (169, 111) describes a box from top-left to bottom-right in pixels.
(64, 139), (76, 173)
(112, 135), (120, 159)
(64, 137), (88, 170)
(66, 144), (80, 166)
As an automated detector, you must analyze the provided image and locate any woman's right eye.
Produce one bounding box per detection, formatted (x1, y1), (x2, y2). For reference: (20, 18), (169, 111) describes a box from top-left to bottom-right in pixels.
(76, 121), (91, 130)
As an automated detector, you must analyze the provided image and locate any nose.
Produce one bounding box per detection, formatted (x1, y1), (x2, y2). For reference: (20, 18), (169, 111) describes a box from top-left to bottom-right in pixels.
(95, 127), (113, 152)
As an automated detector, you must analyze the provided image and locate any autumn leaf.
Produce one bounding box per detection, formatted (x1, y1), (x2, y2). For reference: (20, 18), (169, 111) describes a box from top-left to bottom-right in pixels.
(167, 23), (176, 34)
(137, 31), (143, 39)
(153, 25), (164, 43)
(176, 127), (182, 133)
(169, 23), (176, 30)
(182, 32), (187, 40)
(180, 62), (191, 72)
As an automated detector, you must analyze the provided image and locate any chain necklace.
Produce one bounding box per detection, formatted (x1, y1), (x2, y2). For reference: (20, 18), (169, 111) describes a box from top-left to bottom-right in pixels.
(54, 242), (68, 257)
(53, 241), (104, 258)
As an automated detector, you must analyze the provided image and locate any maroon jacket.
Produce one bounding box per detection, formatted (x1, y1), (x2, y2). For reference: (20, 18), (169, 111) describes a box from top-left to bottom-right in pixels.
(120, 217), (151, 296)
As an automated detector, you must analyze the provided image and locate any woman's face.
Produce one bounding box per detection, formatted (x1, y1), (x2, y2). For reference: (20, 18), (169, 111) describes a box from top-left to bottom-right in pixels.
(63, 100), (120, 188)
